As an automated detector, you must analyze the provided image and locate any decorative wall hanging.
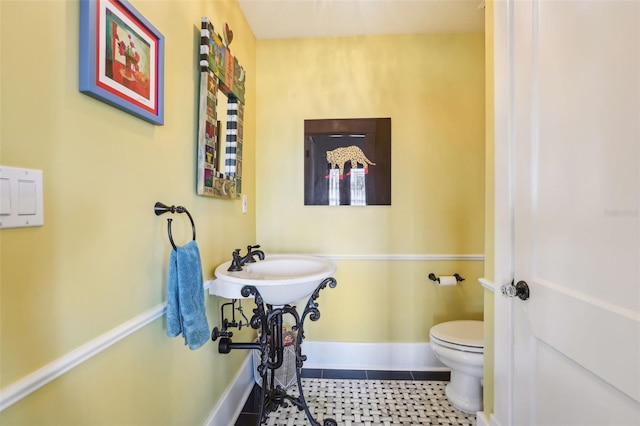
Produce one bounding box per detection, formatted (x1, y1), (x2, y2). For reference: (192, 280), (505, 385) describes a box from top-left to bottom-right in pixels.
(79, 0), (165, 125)
(304, 118), (391, 206)
(196, 17), (246, 199)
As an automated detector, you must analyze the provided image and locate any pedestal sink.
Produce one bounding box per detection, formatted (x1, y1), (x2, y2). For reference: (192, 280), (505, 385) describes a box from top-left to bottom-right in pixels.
(209, 254), (336, 305)
(208, 253), (338, 426)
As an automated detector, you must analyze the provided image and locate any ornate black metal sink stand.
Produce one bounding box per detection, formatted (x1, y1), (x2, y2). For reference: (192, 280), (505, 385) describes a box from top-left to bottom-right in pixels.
(212, 277), (337, 426)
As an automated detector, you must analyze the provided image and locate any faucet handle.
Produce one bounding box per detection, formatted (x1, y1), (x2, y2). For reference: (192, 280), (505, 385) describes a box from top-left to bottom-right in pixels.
(244, 245), (262, 263)
(228, 249), (243, 272)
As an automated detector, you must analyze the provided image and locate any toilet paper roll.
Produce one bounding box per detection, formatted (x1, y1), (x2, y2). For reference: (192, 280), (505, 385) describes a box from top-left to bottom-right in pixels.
(438, 276), (458, 286)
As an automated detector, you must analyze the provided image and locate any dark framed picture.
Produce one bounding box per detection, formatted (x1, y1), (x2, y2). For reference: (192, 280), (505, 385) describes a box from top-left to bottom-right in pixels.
(304, 118), (391, 206)
(79, 0), (165, 125)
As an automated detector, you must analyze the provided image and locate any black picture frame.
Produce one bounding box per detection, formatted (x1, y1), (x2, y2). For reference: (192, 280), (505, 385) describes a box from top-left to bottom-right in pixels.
(304, 118), (391, 206)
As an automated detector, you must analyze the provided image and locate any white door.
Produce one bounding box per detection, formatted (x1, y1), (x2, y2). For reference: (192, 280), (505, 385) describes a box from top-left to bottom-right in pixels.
(493, 1), (640, 425)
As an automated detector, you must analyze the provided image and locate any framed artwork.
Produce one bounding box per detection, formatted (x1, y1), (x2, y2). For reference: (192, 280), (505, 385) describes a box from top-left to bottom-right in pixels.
(79, 0), (165, 125)
(304, 118), (391, 206)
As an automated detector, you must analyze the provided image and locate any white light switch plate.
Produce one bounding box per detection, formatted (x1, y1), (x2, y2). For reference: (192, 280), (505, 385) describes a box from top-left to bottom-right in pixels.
(0, 166), (44, 229)
(242, 195), (248, 214)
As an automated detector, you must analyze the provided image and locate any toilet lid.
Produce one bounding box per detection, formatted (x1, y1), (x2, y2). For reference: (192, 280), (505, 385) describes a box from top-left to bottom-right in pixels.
(430, 320), (484, 352)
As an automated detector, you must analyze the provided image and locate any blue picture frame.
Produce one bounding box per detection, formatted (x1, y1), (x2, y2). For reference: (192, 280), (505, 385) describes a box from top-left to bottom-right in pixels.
(79, 0), (165, 125)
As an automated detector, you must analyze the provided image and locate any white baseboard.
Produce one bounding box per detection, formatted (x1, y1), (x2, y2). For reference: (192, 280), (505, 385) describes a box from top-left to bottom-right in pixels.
(477, 411), (490, 426)
(203, 353), (255, 426)
(490, 413), (503, 426)
(477, 411), (503, 426)
(297, 341), (446, 371)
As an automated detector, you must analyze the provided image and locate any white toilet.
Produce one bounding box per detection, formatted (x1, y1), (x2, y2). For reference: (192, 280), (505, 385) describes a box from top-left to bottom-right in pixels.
(429, 320), (484, 414)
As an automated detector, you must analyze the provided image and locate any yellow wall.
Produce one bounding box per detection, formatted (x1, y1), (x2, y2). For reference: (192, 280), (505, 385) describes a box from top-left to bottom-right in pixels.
(483, 0), (496, 415)
(1, 2), (488, 422)
(0, 0), (256, 424)
(255, 34), (486, 342)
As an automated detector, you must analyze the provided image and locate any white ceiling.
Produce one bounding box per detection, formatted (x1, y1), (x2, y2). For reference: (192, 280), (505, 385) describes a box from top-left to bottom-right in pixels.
(237, 0), (485, 40)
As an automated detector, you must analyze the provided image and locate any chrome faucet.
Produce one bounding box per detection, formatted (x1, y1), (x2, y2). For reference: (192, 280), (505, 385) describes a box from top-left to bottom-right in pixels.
(227, 245), (265, 271)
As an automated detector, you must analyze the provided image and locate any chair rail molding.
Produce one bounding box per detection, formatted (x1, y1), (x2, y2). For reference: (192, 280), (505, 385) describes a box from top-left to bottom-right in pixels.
(316, 254), (485, 261)
(0, 284), (214, 411)
(0, 303), (167, 411)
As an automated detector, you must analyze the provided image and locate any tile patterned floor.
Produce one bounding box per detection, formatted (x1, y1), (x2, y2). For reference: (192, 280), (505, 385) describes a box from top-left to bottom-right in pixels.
(236, 370), (476, 426)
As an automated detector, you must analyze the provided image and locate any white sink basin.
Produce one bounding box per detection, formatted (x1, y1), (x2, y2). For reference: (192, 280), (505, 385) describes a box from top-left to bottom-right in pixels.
(209, 254), (336, 305)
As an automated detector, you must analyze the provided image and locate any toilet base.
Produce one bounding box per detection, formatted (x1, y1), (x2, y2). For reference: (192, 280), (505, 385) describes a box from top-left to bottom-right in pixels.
(445, 370), (483, 414)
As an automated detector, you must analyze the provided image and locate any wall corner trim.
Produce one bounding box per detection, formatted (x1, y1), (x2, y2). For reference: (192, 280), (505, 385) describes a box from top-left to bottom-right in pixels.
(476, 411), (491, 426)
(479, 278), (495, 292)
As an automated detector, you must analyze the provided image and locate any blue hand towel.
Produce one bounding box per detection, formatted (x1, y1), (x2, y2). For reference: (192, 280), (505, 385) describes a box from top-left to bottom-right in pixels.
(166, 240), (210, 350)
(166, 249), (181, 338)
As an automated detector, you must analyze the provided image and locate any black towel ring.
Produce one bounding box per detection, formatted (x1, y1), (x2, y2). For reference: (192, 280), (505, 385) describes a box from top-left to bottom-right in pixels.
(154, 202), (196, 250)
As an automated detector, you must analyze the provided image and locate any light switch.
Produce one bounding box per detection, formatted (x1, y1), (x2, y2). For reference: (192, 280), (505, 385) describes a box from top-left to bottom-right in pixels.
(18, 180), (37, 215)
(0, 166), (43, 229)
(0, 178), (11, 215)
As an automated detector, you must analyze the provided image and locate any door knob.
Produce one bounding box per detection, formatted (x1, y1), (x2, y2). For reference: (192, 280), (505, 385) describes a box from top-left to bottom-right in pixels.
(500, 280), (530, 300)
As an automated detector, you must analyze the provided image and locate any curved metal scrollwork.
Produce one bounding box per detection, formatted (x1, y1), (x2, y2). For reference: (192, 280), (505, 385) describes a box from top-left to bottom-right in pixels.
(238, 277), (338, 426)
(298, 277), (337, 338)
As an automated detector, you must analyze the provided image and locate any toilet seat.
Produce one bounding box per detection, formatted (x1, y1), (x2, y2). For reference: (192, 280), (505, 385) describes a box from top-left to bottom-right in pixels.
(430, 320), (484, 354)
